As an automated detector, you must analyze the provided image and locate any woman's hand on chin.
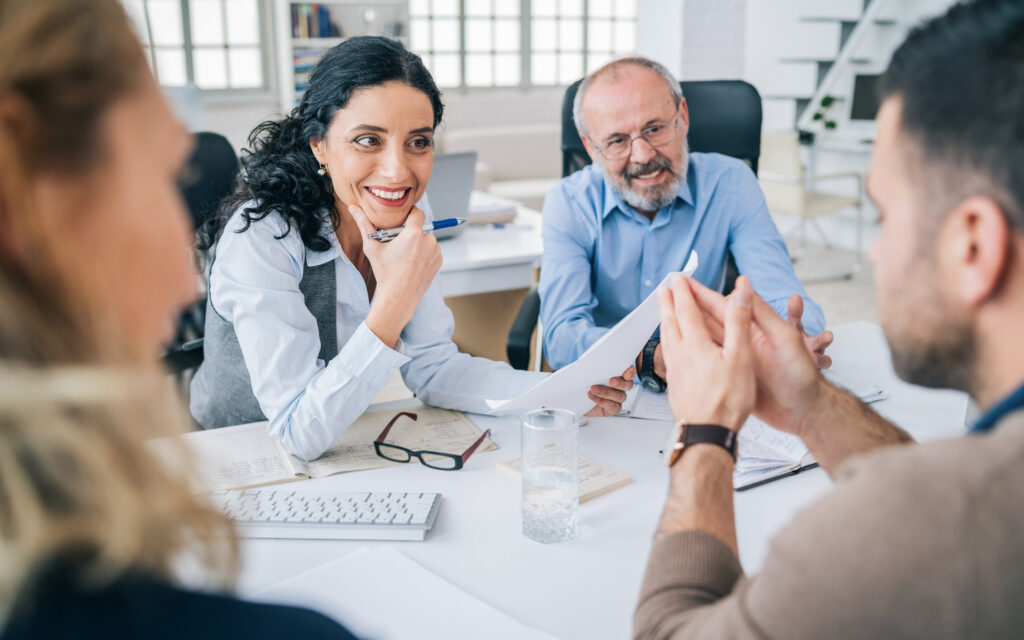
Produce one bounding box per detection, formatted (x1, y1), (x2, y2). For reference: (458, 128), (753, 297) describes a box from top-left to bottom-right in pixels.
(351, 205), (443, 348)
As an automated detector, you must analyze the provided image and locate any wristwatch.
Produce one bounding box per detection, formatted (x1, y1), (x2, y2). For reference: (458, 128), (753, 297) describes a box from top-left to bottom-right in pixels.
(663, 420), (738, 467)
(640, 337), (666, 392)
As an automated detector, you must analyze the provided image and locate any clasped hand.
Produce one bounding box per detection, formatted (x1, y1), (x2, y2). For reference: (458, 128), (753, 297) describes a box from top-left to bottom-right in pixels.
(658, 275), (830, 438)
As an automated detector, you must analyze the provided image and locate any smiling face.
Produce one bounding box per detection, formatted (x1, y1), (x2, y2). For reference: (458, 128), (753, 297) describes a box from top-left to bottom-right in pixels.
(580, 64), (690, 215)
(310, 81), (435, 230)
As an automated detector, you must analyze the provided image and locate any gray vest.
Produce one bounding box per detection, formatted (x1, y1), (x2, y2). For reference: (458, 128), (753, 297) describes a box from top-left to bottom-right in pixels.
(190, 256), (339, 429)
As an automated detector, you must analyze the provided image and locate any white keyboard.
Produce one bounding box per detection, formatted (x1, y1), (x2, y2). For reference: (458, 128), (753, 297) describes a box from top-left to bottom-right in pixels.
(211, 489), (442, 541)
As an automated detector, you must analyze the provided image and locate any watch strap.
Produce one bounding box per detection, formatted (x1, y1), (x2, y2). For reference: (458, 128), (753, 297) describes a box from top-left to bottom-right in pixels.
(665, 422), (738, 466)
(640, 338), (666, 392)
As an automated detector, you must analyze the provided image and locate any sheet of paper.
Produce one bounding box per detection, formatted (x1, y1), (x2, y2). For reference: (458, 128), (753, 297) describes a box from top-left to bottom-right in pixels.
(628, 386), (674, 421)
(824, 368), (888, 403)
(250, 546), (556, 640)
(497, 454), (631, 502)
(487, 251), (698, 416)
(737, 417), (809, 464)
(300, 407), (496, 478)
(150, 422), (300, 491)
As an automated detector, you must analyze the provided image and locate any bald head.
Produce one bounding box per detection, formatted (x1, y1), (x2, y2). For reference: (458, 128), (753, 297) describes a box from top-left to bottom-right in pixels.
(573, 57), (682, 138)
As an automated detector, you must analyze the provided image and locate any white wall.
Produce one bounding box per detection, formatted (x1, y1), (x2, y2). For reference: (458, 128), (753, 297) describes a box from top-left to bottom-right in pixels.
(680, 0), (746, 80)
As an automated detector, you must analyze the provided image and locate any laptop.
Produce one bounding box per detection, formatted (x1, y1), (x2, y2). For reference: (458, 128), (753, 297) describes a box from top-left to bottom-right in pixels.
(425, 151), (477, 240)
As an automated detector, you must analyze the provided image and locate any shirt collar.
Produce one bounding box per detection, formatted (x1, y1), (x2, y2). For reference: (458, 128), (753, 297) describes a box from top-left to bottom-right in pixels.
(600, 158), (695, 221)
(305, 209), (343, 267)
(970, 380), (1024, 433)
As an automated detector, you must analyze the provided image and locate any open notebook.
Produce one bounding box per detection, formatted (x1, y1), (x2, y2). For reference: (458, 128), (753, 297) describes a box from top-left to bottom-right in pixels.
(150, 407), (495, 491)
(623, 368), (888, 490)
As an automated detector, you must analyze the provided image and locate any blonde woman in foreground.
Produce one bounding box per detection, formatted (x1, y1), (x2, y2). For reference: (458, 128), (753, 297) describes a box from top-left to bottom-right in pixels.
(0, 1), (356, 637)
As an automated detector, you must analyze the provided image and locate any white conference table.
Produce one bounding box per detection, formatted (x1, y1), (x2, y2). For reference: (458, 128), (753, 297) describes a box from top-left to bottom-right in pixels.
(238, 321), (969, 639)
(437, 208), (542, 297)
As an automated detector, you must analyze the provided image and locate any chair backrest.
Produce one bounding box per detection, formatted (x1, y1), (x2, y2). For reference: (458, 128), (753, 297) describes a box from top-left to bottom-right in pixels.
(181, 131), (240, 230)
(166, 132), (239, 378)
(561, 79), (763, 178)
(759, 130), (803, 179)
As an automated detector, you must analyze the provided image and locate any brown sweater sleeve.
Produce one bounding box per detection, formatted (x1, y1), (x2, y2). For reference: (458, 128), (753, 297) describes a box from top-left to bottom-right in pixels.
(633, 440), (973, 640)
(633, 531), (750, 640)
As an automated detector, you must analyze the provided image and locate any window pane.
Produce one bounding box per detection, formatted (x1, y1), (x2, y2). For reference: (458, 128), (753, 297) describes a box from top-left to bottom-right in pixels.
(559, 52), (583, 84)
(193, 47), (228, 88)
(559, 18), (582, 50)
(432, 18), (459, 52)
(409, 0), (430, 16)
(226, 0), (259, 45)
(494, 0), (519, 17)
(433, 0), (458, 16)
(466, 53), (493, 86)
(615, 0), (636, 18)
(532, 52), (556, 85)
(614, 20), (635, 52)
(588, 19), (612, 50)
(148, 0), (184, 46)
(589, 0), (613, 18)
(533, 1), (555, 17)
(532, 19), (556, 51)
(587, 51), (612, 73)
(154, 47), (187, 85)
(466, 18), (493, 51)
(495, 19), (519, 51)
(466, 0), (491, 17)
(123, 0), (150, 45)
(560, 0), (583, 17)
(419, 53), (433, 72)
(190, 0), (224, 46)
(495, 53), (520, 86)
(410, 18), (430, 50)
(432, 53), (460, 87)
(228, 47), (262, 87)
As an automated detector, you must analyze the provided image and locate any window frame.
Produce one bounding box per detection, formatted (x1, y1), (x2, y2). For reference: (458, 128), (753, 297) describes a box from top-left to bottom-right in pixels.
(410, 0), (637, 92)
(131, 0), (277, 102)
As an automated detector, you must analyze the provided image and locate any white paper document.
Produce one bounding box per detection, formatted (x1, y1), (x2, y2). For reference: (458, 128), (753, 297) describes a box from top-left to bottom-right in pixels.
(250, 546), (556, 640)
(487, 251), (698, 416)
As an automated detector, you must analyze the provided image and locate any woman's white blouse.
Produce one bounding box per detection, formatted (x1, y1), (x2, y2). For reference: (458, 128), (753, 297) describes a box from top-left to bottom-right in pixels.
(209, 203), (546, 460)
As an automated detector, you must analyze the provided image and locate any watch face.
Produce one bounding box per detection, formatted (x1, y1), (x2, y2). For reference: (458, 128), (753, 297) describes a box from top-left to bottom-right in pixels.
(643, 377), (663, 392)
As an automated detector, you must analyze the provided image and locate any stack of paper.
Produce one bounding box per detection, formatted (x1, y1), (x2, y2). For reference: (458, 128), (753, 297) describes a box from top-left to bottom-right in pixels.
(468, 190), (519, 224)
(250, 546), (556, 640)
(496, 455), (631, 502)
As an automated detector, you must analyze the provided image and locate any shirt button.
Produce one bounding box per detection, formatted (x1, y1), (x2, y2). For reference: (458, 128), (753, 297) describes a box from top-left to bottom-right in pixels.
(644, 279), (652, 286)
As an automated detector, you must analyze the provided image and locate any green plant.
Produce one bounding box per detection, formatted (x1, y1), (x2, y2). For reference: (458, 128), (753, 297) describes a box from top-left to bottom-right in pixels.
(811, 94), (838, 130)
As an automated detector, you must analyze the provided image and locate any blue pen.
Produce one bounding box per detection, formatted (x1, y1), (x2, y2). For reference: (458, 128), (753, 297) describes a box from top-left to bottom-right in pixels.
(367, 217), (466, 243)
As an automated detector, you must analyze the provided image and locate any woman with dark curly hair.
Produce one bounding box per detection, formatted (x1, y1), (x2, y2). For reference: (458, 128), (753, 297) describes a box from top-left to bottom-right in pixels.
(190, 36), (633, 461)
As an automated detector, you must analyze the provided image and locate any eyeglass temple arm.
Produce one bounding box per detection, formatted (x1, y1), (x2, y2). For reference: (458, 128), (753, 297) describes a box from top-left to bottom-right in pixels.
(460, 428), (492, 463)
(376, 411), (417, 443)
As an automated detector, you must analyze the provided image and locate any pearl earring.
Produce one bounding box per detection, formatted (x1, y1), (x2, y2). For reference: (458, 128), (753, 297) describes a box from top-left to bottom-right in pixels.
(317, 163), (327, 176)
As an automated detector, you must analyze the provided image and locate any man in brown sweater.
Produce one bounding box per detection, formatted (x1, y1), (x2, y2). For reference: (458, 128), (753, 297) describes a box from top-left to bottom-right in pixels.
(634, 1), (1024, 638)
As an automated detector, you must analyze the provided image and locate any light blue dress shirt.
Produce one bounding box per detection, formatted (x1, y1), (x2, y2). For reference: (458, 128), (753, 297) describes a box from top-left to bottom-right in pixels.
(209, 200), (546, 460)
(539, 153), (825, 369)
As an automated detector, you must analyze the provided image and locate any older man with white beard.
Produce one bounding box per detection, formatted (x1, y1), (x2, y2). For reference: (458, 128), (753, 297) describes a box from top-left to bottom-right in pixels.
(538, 57), (830, 387)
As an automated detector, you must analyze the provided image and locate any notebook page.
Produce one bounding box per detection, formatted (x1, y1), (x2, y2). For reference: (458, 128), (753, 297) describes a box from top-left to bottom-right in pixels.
(299, 407), (496, 478)
(151, 422), (300, 491)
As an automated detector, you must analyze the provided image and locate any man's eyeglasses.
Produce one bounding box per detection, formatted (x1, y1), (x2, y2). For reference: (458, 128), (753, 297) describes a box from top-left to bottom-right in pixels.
(373, 411), (491, 471)
(589, 116), (681, 161)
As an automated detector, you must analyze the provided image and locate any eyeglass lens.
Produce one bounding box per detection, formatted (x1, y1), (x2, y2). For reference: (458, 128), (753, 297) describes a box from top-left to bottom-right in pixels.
(603, 120), (677, 159)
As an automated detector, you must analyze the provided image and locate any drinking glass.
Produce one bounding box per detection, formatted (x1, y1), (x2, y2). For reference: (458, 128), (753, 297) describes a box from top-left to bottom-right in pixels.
(521, 408), (578, 543)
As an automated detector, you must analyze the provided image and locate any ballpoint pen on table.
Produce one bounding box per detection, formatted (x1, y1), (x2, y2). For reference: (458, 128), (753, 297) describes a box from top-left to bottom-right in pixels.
(367, 217), (466, 243)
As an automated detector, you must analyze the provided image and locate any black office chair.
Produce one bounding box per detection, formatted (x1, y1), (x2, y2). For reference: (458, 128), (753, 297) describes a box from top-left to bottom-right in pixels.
(163, 131), (240, 378)
(507, 80), (763, 371)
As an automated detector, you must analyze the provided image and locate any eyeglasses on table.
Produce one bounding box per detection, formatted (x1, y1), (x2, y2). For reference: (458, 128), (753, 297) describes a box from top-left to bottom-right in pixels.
(373, 411), (491, 471)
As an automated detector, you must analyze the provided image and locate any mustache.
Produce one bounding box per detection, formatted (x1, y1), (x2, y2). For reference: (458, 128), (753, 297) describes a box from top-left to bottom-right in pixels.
(622, 155), (674, 180)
